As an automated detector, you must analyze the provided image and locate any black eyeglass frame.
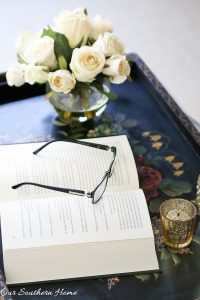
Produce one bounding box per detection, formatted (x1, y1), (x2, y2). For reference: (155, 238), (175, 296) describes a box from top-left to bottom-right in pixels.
(12, 139), (117, 204)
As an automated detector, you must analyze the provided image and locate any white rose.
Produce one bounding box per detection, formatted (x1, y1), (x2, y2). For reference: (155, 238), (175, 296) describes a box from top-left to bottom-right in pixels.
(16, 30), (37, 60)
(70, 46), (105, 82)
(24, 65), (49, 85)
(103, 55), (130, 84)
(6, 64), (25, 87)
(93, 32), (125, 56)
(24, 36), (57, 69)
(89, 15), (113, 40)
(54, 8), (92, 48)
(74, 7), (86, 14)
(48, 70), (76, 94)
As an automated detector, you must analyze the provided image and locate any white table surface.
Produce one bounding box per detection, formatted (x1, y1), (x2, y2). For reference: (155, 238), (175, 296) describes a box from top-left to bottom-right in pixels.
(0, 0), (200, 129)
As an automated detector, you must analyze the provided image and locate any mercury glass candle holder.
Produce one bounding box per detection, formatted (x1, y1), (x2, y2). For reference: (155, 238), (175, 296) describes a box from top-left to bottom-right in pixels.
(160, 199), (197, 248)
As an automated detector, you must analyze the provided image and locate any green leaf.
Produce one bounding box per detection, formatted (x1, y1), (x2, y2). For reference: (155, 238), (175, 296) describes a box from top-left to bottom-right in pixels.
(161, 247), (171, 261)
(98, 89), (118, 100)
(17, 54), (27, 64)
(159, 179), (192, 197)
(133, 145), (146, 155)
(149, 197), (165, 213)
(123, 119), (137, 128)
(53, 119), (67, 127)
(153, 273), (160, 280)
(131, 140), (140, 145)
(84, 8), (88, 15)
(193, 235), (200, 245)
(134, 274), (151, 282)
(115, 113), (126, 123)
(160, 247), (173, 274)
(46, 90), (56, 99)
(80, 88), (90, 109)
(145, 156), (160, 168)
(105, 91), (118, 100)
(57, 130), (68, 138)
(54, 32), (72, 63)
(42, 27), (73, 64)
(91, 79), (118, 100)
(58, 55), (67, 70)
(171, 253), (181, 267)
(42, 27), (55, 39)
(70, 127), (86, 134)
(75, 82), (90, 90)
(68, 133), (85, 139)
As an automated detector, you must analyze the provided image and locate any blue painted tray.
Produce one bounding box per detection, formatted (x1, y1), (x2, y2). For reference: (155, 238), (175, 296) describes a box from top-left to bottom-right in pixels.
(0, 54), (200, 300)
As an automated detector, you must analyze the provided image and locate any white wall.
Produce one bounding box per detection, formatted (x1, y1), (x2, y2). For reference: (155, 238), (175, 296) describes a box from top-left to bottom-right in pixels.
(0, 0), (200, 126)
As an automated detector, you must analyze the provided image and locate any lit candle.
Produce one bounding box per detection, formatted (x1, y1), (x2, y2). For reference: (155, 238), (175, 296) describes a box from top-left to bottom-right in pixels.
(166, 208), (190, 221)
(160, 199), (197, 248)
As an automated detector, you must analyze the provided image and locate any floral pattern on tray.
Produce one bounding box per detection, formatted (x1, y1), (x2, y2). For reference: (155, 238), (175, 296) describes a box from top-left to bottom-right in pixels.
(1, 54), (200, 299)
(52, 111), (200, 287)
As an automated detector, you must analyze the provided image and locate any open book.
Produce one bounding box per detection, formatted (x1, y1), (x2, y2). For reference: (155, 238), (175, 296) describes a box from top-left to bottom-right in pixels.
(0, 135), (159, 285)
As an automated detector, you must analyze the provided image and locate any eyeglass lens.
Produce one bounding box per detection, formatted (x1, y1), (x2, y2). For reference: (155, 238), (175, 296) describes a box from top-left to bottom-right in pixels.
(93, 176), (108, 204)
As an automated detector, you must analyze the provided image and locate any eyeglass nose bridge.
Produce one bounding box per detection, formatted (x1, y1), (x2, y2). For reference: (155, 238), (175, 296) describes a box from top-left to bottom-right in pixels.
(105, 169), (112, 178)
(87, 192), (92, 198)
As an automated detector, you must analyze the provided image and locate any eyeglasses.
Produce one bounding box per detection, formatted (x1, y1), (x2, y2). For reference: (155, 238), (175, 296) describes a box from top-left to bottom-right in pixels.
(12, 139), (117, 204)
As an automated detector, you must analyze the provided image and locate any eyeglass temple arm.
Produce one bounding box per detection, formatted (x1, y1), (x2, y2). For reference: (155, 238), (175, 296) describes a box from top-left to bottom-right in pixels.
(12, 182), (87, 197)
(33, 139), (110, 155)
(107, 147), (117, 176)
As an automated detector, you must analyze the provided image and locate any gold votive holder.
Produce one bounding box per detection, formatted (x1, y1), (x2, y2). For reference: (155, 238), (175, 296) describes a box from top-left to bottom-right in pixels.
(160, 199), (197, 248)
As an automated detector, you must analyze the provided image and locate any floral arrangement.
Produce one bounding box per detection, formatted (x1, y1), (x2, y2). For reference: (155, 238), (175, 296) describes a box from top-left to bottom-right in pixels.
(6, 8), (131, 99)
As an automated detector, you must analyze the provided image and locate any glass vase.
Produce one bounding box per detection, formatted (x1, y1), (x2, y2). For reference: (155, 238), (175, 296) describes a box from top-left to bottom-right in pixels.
(47, 81), (110, 124)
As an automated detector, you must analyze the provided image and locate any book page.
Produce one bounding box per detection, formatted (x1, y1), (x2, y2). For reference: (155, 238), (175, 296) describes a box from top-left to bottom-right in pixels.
(1, 189), (153, 250)
(0, 135), (139, 201)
